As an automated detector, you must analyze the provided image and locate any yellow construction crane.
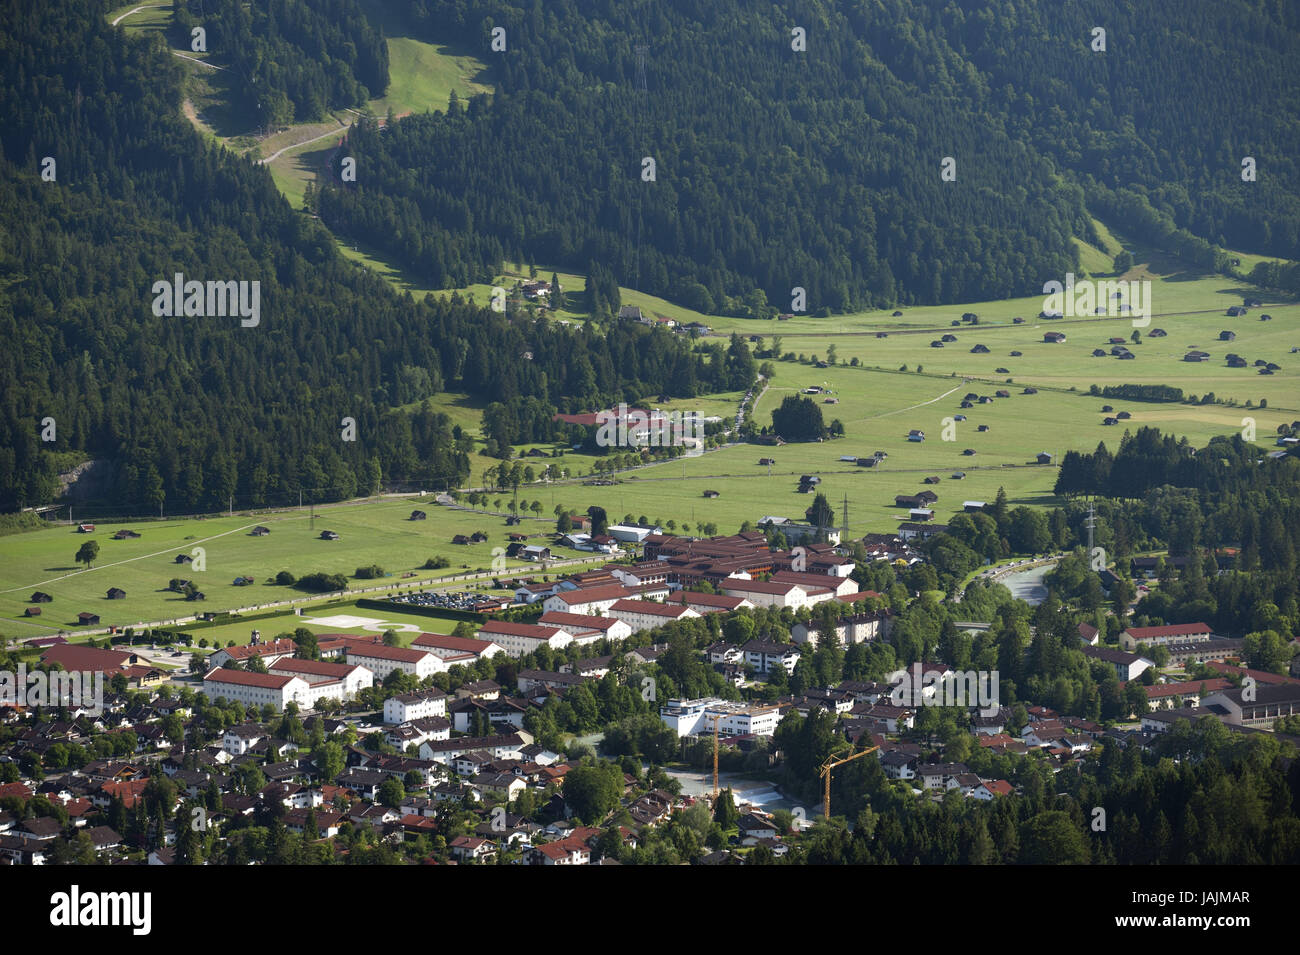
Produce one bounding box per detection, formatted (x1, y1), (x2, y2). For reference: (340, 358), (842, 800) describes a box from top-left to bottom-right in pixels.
(819, 746), (879, 820)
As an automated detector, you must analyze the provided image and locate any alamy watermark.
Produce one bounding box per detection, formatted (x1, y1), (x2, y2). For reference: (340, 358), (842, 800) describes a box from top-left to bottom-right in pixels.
(888, 663), (1000, 716)
(595, 402), (703, 449)
(0, 665), (104, 716)
(1042, 272), (1151, 327)
(151, 273), (260, 327)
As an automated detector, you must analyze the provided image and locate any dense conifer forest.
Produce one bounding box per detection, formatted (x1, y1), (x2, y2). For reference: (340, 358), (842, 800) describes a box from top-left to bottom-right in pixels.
(320, 0), (1300, 312)
(0, 0), (717, 512)
(170, 0), (390, 124)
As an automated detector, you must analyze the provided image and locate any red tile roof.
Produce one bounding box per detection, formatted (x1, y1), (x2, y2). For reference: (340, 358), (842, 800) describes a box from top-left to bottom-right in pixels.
(220, 638), (296, 660)
(549, 584), (632, 605)
(1123, 623), (1212, 640)
(269, 658), (362, 678)
(537, 612), (625, 632)
(346, 643), (436, 664)
(411, 632), (502, 653)
(203, 669), (298, 689)
(41, 644), (132, 674)
(610, 598), (694, 618)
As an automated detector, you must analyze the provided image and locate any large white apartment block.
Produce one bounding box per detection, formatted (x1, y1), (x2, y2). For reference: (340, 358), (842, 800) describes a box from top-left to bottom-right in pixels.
(411, 632), (506, 661)
(1119, 622), (1214, 652)
(666, 591), (753, 614)
(608, 598), (700, 634)
(476, 620), (574, 657)
(536, 612), (633, 644)
(659, 698), (782, 738)
(721, 579), (810, 609)
(541, 583), (631, 616)
(606, 560), (672, 587)
(769, 570), (858, 600)
(268, 658), (373, 702)
(346, 644), (445, 680)
(201, 669), (311, 712)
(384, 689), (449, 725)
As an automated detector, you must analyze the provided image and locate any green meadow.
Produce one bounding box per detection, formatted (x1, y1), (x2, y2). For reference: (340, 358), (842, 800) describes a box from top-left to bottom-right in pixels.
(0, 498), (598, 639)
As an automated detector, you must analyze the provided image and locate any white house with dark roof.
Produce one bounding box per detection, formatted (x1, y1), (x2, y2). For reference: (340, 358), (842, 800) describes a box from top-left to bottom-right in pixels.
(1080, 644), (1153, 682)
(384, 689), (449, 725)
(740, 638), (801, 674)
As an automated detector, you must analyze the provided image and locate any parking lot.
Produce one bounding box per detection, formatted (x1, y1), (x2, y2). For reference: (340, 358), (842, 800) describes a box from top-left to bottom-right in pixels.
(387, 590), (496, 611)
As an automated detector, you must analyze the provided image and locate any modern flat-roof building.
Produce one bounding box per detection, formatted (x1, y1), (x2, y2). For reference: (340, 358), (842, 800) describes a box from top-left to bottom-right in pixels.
(659, 698), (783, 738)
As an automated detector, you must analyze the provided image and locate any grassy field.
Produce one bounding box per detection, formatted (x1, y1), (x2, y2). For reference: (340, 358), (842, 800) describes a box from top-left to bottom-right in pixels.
(357, 0), (494, 118)
(0, 498), (599, 638)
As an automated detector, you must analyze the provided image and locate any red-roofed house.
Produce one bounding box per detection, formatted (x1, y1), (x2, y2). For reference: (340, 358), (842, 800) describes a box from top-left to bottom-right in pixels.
(207, 638), (296, 669)
(526, 838), (591, 865)
(971, 780), (1013, 800)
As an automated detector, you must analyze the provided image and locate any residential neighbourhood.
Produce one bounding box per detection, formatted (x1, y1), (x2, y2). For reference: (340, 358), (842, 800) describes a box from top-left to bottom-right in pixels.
(3, 507), (1295, 870)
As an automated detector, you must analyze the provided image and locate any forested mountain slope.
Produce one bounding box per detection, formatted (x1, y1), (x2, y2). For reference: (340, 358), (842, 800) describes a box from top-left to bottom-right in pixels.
(0, 0), (717, 512)
(319, 0), (1300, 314)
(169, 0), (390, 124)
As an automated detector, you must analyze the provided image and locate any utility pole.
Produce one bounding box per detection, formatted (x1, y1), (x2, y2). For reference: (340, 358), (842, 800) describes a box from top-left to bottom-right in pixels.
(1086, 502), (1097, 568)
(841, 493), (849, 539)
